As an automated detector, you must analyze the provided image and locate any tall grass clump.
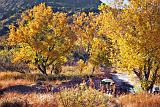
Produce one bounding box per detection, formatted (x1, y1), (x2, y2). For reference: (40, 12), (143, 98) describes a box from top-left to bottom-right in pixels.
(57, 86), (115, 107)
(0, 93), (58, 107)
(0, 72), (24, 80)
(0, 72), (47, 82)
(119, 93), (160, 107)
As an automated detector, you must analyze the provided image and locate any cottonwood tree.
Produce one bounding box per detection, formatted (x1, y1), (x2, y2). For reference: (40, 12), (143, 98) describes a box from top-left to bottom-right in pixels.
(89, 37), (113, 74)
(98, 0), (160, 91)
(72, 12), (98, 55)
(73, 12), (113, 74)
(8, 4), (76, 75)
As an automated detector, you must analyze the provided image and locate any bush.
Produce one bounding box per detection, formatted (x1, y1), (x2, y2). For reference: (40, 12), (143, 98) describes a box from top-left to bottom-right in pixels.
(57, 86), (113, 107)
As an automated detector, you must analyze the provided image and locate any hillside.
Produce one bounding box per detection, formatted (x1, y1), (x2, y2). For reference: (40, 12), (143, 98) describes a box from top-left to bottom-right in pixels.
(0, 0), (102, 35)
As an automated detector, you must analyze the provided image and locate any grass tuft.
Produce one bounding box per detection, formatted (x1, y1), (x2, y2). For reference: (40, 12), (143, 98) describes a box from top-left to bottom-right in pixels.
(119, 93), (160, 107)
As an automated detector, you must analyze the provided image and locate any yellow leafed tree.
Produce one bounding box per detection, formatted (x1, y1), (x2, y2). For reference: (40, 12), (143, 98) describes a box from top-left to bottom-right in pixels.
(8, 3), (76, 75)
(98, 0), (160, 91)
(73, 12), (113, 74)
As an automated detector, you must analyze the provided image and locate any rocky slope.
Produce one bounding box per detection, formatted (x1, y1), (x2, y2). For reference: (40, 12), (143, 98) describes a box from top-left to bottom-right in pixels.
(0, 0), (102, 35)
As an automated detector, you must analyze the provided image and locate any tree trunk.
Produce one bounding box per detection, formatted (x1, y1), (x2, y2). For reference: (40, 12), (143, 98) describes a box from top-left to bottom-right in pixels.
(133, 68), (142, 80)
(148, 65), (159, 92)
(135, 61), (159, 92)
(50, 65), (54, 74)
(37, 64), (47, 75)
(91, 66), (95, 75)
(142, 64), (159, 92)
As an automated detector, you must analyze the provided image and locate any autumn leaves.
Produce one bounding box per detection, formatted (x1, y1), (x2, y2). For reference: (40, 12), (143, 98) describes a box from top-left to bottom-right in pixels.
(8, 4), (75, 75)
(8, 0), (160, 91)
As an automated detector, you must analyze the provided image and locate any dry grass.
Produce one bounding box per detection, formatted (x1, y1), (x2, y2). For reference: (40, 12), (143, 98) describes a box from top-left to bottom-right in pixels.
(0, 72), (24, 80)
(0, 72), (63, 89)
(61, 66), (104, 77)
(0, 72), (45, 81)
(0, 72), (35, 89)
(0, 87), (115, 107)
(119, 93), (160, 107)
(57, 86), (117, 107)
(0, 93), (58, 107)
(1, 72), (160, 107)
(0, 68), (103, 90)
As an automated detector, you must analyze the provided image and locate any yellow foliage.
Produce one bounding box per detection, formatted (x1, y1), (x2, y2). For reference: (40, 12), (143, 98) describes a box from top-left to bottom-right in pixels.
(8, 3), (76, 74)
(77, 59), (86, 74)
(58, 87), (110, 107)
(98, 0), (160, 89)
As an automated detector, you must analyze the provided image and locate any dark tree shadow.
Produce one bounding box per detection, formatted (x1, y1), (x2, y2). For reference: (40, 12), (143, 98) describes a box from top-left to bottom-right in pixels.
(0, 72), (135, 95)
(55, 76), (103, 92)
(0, 75), (103, 94)
(1, 85), (48, 94)
(2, 85), (37, 94)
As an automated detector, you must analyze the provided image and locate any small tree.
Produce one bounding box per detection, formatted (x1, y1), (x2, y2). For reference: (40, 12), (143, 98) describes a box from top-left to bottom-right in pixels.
(89, 37), (112, 74)
(73, 12), (113, 74)
(77, 59), (86, 74)
(8, 4), (76, 75)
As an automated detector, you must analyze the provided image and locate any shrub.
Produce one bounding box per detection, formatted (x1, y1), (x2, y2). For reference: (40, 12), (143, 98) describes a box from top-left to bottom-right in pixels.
(57, 86), (113, 107)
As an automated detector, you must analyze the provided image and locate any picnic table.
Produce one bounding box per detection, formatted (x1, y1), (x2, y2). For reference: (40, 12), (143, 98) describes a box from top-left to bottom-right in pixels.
(100, 78), (115, 94)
